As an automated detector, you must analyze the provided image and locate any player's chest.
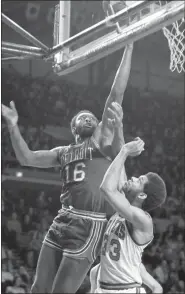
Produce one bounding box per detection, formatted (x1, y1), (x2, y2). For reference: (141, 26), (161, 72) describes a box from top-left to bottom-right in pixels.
(60, 144), (109, 185)
(101, 219), (127, 262)
(60, 144), (103, 166)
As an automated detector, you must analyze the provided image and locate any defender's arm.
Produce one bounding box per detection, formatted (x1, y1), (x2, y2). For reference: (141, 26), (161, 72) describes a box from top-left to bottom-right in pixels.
(100, 141), (151, 230)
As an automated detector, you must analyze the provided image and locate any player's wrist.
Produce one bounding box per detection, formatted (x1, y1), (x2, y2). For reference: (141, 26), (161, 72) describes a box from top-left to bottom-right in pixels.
(7, 121), (17, 132)
(114, 122), (123, 130)
(126, 43), (134, 50)
(121, 144), (129, 157)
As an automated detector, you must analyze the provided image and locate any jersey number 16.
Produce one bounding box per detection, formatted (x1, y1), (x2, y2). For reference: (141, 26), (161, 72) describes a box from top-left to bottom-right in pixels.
(63, 162), (86, 183)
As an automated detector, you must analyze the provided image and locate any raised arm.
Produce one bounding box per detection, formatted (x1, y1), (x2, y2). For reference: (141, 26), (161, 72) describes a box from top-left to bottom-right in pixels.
(2, 102), (62, 168)
(103, 43), (134, 115)
(111, 104), (127, 181)
(140, 263), (163, 293)
(100, 139), (151, 230)
(107, 102), (125, 158)
(94, 44), (134, 149)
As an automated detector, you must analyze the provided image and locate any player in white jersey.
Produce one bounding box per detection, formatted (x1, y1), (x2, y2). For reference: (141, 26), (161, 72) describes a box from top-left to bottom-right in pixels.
(90, 261), (163, 293)
(90, 104), (166, 293)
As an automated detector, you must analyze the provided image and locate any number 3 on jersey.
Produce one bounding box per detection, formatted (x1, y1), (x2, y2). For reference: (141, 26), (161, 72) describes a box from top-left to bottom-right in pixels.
(101, 234), (121, 261)
(64, 162), (86, 183)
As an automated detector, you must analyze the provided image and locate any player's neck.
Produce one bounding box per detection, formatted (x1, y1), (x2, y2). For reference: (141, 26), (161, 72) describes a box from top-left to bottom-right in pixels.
(75, 135), (87, 144)
(132, 198), (143, 209)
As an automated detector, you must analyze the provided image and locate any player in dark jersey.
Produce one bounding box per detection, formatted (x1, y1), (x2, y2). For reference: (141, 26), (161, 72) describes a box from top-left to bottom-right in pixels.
(2, 44), (133, 293)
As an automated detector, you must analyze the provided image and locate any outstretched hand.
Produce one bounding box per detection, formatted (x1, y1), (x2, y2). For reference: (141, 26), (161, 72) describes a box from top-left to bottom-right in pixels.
(107, 102), (123, 129)
(2, 101), (18, 127)
(124, 137), (145, 157)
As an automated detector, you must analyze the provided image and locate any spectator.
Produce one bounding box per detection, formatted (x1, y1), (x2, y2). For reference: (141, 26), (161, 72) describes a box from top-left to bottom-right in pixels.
(2, 262), (14, 293)
(7, 212), (22, 234)
(22, 214), (33, 233)
(16, 198), (26, 219)
(178, 260), (185, 282)
(6, 212), (22, 248)
(19, 266), (30, 285)
(5, 276), (26, 294)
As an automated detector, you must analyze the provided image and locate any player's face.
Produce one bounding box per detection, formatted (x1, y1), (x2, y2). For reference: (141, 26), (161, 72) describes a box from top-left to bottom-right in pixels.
(123, 175), (149, 202)
(75, 112), (98, 138)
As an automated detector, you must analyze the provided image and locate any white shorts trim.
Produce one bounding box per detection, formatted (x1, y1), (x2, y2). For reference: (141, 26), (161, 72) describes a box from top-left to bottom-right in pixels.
(95, 287), (146, 293)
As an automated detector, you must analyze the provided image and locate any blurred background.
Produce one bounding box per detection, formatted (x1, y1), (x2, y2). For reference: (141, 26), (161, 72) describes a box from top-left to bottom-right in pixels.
(1, 1), (184, 293)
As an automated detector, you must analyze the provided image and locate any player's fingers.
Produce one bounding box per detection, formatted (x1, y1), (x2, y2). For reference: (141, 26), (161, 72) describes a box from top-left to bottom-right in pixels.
(136, 138), (145, 147)
(138, 142), (145, 151)
(112, 101), (122, 108)
(107, 118), (115, 127)
(111, 102), (123, 115)
(134, 137), (141, 141)
(10, 101), (16, 112)
(137, 140), (144, 147)
(2, 104), (9, 114)
(107, 107), (118, 119)
(2, 104), (6, 111)
(135, 140), (145, 151)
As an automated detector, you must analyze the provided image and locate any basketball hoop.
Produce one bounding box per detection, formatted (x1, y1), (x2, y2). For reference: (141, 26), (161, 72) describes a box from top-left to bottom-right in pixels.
(159, 1), (185, 73)
(163, 18), (185, 73)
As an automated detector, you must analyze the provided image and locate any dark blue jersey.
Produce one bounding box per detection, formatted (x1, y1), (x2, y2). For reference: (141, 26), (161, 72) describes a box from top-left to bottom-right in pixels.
(57, 136), (115, 216)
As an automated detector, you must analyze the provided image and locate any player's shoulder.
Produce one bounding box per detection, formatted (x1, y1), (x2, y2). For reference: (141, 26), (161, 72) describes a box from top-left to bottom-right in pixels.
(51, 145), (71, 152)
(144, 211), (152, 219)
(131, 207), (153, 228)
(132, 206), (151, 217)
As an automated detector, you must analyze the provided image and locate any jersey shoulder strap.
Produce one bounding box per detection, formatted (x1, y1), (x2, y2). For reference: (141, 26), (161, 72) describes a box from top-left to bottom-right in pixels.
(91, 136), (112, 161)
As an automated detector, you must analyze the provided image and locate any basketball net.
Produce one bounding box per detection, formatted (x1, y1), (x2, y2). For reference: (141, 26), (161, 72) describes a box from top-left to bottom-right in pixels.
(125, 1), (185, 73)
(162, 17), (185, 73)
(159, 1), (185, 73)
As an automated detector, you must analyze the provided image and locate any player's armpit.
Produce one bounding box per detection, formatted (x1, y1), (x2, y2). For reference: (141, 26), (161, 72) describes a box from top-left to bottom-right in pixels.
(25, 146), (64, 168)
(93, 122), (114, 154)
(94, 103), (125, 159)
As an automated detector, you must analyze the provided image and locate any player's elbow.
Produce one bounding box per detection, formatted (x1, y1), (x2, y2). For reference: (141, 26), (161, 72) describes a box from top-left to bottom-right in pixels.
(20, 151), (35, 167)
(17, 154), (30, 166)
(100, 182), (110, 193)
(153, 285), (163, 293)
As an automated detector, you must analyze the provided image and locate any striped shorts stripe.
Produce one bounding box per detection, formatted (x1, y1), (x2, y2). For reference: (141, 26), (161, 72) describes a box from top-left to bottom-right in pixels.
(43, 206), (107, 263)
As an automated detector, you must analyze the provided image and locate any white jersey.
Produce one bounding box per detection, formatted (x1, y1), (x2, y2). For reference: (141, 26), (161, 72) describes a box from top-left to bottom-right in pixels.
(99, 213), (153, 288)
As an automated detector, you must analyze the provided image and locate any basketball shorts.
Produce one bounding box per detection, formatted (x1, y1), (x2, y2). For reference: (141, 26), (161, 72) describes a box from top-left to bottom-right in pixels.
(95, 287), (146, 293)
(43, 205), (107, 263)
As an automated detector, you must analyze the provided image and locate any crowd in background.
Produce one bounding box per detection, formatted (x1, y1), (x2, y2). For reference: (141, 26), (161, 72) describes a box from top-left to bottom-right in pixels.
(2, 67), (184, 293)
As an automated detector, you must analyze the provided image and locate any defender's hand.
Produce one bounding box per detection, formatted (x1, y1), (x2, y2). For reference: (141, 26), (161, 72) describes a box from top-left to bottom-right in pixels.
(2, 101), (18, 127)
(124, 137), (145, 157)
(107, 102), (123, 128)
